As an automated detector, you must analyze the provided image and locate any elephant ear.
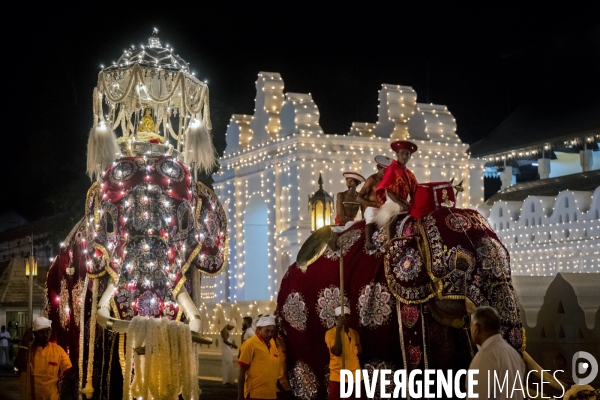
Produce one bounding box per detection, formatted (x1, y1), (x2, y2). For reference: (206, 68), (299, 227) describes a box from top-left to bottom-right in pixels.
(192, 182), (228, 276)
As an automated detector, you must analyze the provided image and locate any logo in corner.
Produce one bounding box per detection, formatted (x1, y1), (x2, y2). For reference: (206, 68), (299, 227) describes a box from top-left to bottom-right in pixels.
(572, 351), (598, 385)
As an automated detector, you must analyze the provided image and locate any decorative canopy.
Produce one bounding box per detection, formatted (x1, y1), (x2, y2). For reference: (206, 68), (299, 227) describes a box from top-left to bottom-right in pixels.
(102, 30), (190, 73)
(87, 29), (215, 179)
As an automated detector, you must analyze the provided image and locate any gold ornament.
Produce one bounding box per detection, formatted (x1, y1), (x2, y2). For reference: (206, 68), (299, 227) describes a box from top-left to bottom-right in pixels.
(138, 108), (155, 133)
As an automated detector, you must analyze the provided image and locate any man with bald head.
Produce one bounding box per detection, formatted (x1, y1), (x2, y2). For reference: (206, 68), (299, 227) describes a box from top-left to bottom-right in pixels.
(468, 306), (525, 400)
(14, 316), (75, 400)
(238, 314), (280, 400)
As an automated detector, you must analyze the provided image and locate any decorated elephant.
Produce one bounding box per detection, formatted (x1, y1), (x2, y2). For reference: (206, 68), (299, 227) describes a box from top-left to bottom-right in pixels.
(40, 31), (227, 399)
(43, 151), (228, 399)
(277, 181), (562, 400)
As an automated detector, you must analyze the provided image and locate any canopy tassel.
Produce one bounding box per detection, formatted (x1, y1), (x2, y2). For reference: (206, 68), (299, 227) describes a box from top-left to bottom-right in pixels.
(86, 121), (119, 180)
(183, 118), (216, 175)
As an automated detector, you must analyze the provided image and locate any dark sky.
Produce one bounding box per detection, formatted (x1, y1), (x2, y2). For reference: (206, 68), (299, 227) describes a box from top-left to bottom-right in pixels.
(3, 2), (599, 221)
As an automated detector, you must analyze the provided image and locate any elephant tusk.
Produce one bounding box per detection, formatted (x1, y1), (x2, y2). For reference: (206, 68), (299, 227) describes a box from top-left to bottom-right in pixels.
(97, 281), (130, 332)
(96, 279), (213, 345)
(523, 351), (567, 394)
(176, 288), (213, 345)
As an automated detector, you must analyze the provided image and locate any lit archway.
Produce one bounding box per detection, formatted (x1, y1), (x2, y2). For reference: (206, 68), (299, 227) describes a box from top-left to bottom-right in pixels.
(243, 194), (270, 300)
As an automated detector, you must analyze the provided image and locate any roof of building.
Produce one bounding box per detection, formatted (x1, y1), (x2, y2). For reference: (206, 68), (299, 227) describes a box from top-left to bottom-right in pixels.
(0, 256), (46, 307)
(0, 213), (66, 243)
(485, 170), (600, 205)
(0, 211), (28, 234)
(469, 92), (600, 159)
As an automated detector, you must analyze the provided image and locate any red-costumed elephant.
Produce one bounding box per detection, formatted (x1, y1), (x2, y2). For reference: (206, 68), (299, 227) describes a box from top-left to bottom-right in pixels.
(43, 154), (228, 399)
(276, 183), (526, 400)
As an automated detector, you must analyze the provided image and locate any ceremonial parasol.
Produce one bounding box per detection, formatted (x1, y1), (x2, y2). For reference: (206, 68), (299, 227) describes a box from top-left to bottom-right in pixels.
(87, 28), (216, 180)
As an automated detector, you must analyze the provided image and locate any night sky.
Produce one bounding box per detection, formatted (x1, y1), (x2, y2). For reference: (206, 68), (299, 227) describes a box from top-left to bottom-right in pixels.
(3, 2), (598, 222)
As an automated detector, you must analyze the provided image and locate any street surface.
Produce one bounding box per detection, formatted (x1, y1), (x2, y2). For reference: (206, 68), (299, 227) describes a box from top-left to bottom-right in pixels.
(0, 365), (238, 399)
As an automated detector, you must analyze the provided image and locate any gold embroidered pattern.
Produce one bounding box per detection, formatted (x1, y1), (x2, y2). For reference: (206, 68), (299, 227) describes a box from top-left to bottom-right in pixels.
(59, 278), (70, 329)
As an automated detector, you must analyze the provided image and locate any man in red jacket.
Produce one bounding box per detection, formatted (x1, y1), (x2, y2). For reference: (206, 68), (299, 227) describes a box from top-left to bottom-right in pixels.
(375, 140), (418, 242)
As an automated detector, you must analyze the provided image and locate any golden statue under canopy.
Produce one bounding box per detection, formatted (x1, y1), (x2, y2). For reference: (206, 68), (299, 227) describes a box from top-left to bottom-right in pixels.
(138, 108), (156, 133)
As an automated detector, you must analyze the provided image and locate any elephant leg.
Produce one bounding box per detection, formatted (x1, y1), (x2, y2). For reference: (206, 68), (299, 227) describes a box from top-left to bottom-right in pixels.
(423, 308), (473, 394)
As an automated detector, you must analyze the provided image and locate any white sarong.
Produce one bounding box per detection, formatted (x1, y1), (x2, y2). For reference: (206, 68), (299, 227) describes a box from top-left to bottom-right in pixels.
(221, 343), (235, 384)
(364, 206), (379, 224)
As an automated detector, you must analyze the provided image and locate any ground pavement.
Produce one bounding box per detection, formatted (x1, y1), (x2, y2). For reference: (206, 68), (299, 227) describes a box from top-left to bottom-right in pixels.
(0, 365), (239, 399)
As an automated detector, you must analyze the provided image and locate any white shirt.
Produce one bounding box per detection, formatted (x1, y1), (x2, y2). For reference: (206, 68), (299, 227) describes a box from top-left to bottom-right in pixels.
(0, 330), (10, 346)
(468, 334), (526, 400)
(243, 327), (255, 342)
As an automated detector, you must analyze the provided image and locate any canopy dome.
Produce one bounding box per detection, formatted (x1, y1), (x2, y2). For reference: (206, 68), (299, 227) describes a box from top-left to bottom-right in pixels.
(103, 29), (190, 73)
(87, 29), (215, 180)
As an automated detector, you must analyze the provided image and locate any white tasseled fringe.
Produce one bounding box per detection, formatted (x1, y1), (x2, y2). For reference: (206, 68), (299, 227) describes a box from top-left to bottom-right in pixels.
(86, 122), (119, 180)
(184, 119), (217, 175)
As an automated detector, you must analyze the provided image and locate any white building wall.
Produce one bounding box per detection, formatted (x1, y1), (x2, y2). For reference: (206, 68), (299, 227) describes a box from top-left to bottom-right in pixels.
(212, 73), (484, 302)
(488, 187), (600, 276)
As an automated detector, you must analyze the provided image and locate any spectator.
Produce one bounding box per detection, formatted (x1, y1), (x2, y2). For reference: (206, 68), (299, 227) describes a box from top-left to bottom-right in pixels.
(0, 325), (10, 365)
(238, 314), (279, 400)
(14, 316), (76, 400)
(239, 316), (255, 359)
(242, 316), (255, 344)
(221, 318), (238, 388)
(468, 306), (525, 400)
(325, 306), (362, 400)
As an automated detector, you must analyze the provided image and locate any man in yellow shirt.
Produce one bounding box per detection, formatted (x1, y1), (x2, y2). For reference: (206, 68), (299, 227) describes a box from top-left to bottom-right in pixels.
(238, 314), (280, 400)
(14, 316), (76, 400)
(325, 306), (362, 400)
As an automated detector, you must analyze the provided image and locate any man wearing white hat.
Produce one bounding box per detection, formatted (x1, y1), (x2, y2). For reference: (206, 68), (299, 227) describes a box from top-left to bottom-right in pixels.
(335, 172), (366, 227)
(14, 316), (75, 400)
(238, 314), (279, 400)
(325, 306), (362, 400)
(330, 172), (366, 250)
(221, 318), (239, 387)
(357, 156), (392, 250)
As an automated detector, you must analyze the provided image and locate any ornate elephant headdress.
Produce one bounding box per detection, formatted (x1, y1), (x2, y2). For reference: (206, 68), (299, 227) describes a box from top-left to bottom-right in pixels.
(86, 28), (216, 180)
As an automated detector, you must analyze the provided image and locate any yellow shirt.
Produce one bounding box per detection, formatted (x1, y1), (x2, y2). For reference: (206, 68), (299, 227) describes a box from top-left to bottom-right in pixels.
(238, 334), (279, 399)
(325, 327), (362, 382)
(21, 342), (72, 400)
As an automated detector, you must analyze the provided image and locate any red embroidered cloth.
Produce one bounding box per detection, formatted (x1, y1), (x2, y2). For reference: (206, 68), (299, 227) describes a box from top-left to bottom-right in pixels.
(278, 221), (402, 400)
(278, 208), (524, 400)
